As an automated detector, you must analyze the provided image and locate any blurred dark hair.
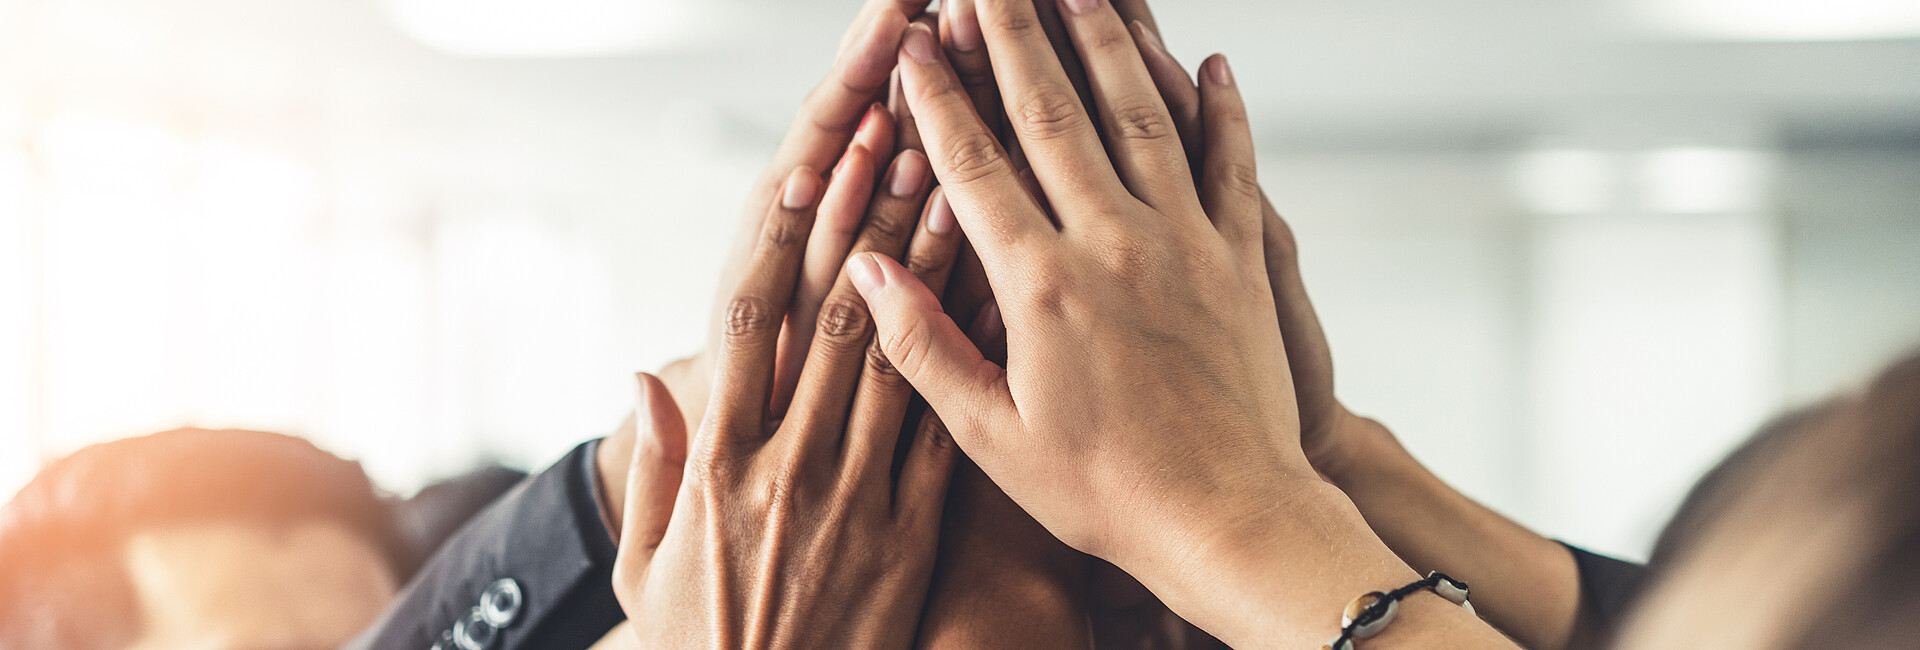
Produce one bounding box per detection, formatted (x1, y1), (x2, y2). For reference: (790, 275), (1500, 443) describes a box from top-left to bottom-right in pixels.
(0, 428), (405, 650)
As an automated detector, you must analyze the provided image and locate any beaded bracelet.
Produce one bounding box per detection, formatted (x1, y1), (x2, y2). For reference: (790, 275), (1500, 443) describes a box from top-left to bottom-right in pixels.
(1321, 572), (1473, 650)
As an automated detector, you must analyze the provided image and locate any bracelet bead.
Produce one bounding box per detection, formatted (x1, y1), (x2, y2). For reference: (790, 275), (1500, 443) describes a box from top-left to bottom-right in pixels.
(1341, 591), (1398, 638)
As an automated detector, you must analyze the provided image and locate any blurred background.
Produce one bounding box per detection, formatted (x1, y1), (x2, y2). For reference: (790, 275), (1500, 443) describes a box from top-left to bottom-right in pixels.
(0, 0), (1915, 561)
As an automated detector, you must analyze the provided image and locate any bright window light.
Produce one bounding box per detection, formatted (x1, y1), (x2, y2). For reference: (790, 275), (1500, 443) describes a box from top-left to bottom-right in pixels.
(382, 0), (697, 58)
(1637, 147), (1771, 214)
(1515, 149), (1622, 215)
(1628, 0), (1920, 41)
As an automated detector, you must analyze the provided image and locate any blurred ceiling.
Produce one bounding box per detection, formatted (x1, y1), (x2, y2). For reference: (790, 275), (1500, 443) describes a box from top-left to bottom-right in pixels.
(4, 0), (1917, 151)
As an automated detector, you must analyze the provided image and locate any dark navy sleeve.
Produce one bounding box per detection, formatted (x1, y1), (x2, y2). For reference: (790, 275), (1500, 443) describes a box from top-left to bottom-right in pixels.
(1561, 542), (1650, 647)
(347, 440), (624, 650)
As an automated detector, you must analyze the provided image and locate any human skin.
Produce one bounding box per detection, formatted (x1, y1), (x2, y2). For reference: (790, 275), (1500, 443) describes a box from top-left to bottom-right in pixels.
(912, 0), (1586, 647)
(122, 521), (397, 650)
(595, 0), (932, 540)
(611, 116), (968, 645)
(854, 0), (1525, 646)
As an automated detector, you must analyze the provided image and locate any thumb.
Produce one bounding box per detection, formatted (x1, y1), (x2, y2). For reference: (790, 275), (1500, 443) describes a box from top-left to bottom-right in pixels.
(618, 373), (688, 570)
(846, 251), (1017, 451)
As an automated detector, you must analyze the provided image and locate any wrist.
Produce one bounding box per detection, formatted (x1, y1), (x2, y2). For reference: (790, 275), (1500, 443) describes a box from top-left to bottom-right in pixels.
(1314, 410), (1415, 492)
(1128, 478), (1422, 648)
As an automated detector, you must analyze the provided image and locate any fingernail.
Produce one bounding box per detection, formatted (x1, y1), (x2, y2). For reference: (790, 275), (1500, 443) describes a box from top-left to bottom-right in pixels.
(926, 188), (956, 235)
(848, 253), (887, 294)
(859, 102), (883, 134)
(949, 7), (984, 53)
(635, 373), (660, 438)
(1206, 55), (1234, 86)
(1062, 0), (1100, 15)
(902, 23), (939, 62)
(1132, 20), (1166, 55)
(782, 168), (821, 209)
(889, 150), (929, 198)
(980, 301), (1003, 339)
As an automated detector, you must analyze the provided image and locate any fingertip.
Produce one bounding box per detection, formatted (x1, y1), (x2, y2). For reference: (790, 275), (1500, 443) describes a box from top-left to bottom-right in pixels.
(848, 252), (888, 298)
(901, 21), (940, 63)
(888, 149), (932, 198)
(783, 167), (824, 209)
(924, 186), (956, 235)
(1203, 53), (1234, 87)
(979, 301), (1003, 339)
(945, 0), (984, 53)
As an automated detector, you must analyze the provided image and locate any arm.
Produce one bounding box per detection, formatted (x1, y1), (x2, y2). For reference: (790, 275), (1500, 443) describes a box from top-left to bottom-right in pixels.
(345, 440), (627, 650)
(1104, 7), (1595, 647)
(862, 2), (1518, 646)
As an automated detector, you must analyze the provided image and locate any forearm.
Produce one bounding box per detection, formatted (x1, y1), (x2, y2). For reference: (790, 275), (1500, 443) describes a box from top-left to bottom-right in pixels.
(1320, 413), (1581, 650)
(1142, 478), (1518, 650)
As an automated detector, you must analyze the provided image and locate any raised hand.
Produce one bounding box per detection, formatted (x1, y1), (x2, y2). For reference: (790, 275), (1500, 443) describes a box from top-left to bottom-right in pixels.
(614, 143), (966, 646)
(662, 0), (935, 431)
(855, 1), (1515, 647)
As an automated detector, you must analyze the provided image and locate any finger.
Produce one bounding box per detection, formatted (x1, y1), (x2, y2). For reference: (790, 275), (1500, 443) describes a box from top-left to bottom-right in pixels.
(897, 22), (1057, 268)
(893, 303), (1001, 525)
(839, 0), (938, 55)
(1262, 199), (1338, 432)
(783, 150), (936, 449)
(713, 8), (910, 349)
(1032, 0), (1100, 133)
(941, 0), (1007, 141)
(1129, 20), (1203, 178)
(1056, 0), (1194, 213)
(851, 102), (898, 162)
(708, 168), (823, 441)
(617, 373), (689, 571)
(892, 14), (939, 153)
(889, 72), (924, 154)
(848, 251), (1018, 459)
(1110, 0), (1163, 36)
(976, 0), (1133, 220)
(842, 189), (964, 481)
(775, 138), (883, 415)
(939, 242), (994, 333)
(1197, 55), (1262, 247)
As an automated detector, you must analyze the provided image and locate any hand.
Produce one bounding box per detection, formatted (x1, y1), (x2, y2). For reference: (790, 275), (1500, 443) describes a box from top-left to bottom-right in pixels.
(603, 102), (902, 541)
(667, 0), (935, 431)
(874, 0), (1300, 571)
(859, 3), (1513, 647)
(914, 303), (1097, 650)
(1114, 10), (1357, 476)
(615, 150), (965, 647)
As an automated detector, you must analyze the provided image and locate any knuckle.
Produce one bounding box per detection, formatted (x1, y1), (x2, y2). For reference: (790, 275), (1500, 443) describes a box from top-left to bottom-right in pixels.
(762, 213), (809, 248)
(904, 247), (949, 281)
(864, 341), (905, 382)
(1111, 102), (1175, 142)
(1217, 162), (1263, 200)
(723, 296), (780, 342)
(917, 414), (955, 453)
(1087, 29), (1134, 56)
(938, 132), (1009, 186)
(1013, 90), (1090, 142)
(815, 297), (871, 344)
(880, 317), (935, 379)
(859, 209), (916, 245)
(988, 6), (1042, 36)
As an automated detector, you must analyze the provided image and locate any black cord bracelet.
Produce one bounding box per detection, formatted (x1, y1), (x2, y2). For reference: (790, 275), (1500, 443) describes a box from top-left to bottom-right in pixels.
(1321, 572), (1472, 650)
